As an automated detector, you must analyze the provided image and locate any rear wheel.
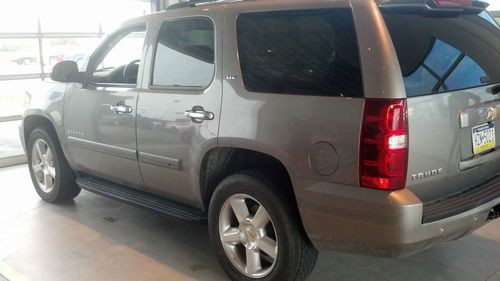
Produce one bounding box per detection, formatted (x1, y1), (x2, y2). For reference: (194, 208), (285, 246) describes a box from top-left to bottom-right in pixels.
(209, 171), (318, 281)
(27, 126), (80, 202)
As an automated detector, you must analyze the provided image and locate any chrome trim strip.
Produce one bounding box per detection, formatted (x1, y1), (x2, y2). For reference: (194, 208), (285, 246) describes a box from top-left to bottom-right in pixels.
(67, 136), (137, 161)
(139, 152), (182, 170)
(459, 149), (500, 171)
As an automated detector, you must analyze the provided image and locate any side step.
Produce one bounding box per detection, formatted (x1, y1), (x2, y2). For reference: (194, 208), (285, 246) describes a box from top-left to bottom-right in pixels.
(76, 177), (207, 223)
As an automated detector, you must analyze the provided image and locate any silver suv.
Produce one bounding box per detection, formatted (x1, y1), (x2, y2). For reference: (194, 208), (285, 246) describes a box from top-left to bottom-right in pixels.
(20, 0), (500, 280)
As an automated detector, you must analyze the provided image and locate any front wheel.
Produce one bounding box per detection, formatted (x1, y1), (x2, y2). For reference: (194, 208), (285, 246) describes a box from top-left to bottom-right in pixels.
(27, 125), (80, 202)
(209, 171), (318, 281)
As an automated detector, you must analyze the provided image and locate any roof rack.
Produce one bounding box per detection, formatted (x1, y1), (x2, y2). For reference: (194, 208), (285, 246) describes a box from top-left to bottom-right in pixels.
(167, 0), (250, 10)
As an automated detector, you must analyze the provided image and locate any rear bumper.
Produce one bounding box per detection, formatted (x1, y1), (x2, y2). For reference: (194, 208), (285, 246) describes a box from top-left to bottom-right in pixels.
(296, 178), (500, 257)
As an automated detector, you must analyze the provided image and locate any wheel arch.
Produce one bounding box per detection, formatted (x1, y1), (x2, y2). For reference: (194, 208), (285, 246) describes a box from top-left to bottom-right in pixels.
(22, 113), (70, 162)
(23, 114), (56, 145)
(199, 145), (298, 213)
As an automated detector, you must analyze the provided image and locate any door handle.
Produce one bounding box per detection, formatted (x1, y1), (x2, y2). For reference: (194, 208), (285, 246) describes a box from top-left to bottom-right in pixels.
(110, 103), (133, 115)
(185, 106), (214, 123)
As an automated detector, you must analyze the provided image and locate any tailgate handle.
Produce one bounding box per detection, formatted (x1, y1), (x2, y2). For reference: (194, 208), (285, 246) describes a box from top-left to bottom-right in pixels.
(459, 149), (500, 171)
(492, 85), (500, 95)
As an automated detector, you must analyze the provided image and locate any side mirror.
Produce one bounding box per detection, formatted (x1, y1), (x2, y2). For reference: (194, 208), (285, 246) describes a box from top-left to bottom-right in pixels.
(50, 61), (84, 83)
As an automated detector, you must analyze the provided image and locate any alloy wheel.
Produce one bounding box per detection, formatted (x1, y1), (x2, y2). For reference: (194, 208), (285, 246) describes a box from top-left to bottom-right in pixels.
(219, 193), (278, 278)
(31, 139), (56, 193)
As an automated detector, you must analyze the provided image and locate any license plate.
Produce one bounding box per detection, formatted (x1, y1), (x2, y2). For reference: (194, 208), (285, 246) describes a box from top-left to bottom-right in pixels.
(472, 122), (496, 155)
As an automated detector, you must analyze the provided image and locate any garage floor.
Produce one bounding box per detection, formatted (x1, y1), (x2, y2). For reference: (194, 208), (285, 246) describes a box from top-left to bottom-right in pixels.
(0, 164), (499, 281)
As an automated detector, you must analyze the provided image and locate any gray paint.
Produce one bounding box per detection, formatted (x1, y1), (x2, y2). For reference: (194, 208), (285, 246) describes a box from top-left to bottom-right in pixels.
(68, 136), (137, 161)
(405, 86), (500, 204)
(63, 83), (144, 187)
(20, 0), (500, 257)
(351, 0), (407, 99)
(135, 7), (224, 207)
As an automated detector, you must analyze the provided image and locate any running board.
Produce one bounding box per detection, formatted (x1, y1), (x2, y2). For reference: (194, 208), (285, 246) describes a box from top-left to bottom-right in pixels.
(76, 177), (207, 223)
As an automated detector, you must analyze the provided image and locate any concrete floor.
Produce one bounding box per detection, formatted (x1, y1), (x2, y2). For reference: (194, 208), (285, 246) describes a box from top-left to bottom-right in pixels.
(0, 164), (499, 281)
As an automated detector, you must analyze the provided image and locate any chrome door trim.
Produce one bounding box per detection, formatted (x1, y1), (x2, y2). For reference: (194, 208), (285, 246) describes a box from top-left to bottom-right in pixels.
(67, 136), (137, 161)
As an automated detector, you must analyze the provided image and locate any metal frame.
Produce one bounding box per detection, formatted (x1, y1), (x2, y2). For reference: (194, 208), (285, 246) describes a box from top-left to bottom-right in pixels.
(0, 115), (22, 122)
(0, 0), (158, 165)
(0, 0), (160, 85)
(0, 155), (27, 169)
(0, 22), (105, 86)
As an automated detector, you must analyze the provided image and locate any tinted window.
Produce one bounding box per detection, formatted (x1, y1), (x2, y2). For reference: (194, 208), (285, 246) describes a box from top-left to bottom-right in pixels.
(384, 11), (500, 97)
(236, 9), (363, 97)
(152, 18), (214, 88)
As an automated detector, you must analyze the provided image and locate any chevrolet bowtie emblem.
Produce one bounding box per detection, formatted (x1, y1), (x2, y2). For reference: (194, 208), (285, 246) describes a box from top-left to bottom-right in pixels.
(487, 107), (499, 120)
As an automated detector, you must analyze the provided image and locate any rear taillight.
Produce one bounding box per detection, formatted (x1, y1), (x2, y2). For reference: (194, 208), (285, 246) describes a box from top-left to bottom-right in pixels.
(360, 99), (408, 190)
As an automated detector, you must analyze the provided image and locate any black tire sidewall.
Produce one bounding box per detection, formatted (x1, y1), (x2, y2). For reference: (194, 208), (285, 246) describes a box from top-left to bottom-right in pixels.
(208, 172), (304, 281)
(27, 127), (68, 202)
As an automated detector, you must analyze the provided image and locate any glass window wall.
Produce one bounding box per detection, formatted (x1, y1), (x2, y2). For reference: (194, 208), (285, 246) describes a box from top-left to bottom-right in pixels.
(0, 0), (153, 166)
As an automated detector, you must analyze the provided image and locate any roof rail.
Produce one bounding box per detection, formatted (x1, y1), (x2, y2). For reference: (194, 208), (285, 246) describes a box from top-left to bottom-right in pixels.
(167, 0), (250, 10)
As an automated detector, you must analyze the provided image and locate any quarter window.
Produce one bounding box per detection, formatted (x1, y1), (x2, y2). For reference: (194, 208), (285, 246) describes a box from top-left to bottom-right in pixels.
(152, 18), (215, 88)
(236, 9), (363, 97)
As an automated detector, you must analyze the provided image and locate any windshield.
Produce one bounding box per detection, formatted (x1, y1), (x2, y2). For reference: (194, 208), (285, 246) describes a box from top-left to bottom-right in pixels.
(383, 11), (500, 97)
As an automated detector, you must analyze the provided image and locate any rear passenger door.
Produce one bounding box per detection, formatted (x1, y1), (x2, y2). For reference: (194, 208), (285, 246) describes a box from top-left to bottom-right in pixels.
(137, 10), (223, 207)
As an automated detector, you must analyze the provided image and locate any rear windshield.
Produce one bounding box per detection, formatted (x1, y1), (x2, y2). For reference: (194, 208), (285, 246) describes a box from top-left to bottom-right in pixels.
(383, 11), (500, 97)
(236, 9), (363, 97)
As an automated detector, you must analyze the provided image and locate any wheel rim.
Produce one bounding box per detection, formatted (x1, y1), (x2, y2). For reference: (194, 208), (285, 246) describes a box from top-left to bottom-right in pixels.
(31, 139), (56, 193)
(219, 194), (278, 278)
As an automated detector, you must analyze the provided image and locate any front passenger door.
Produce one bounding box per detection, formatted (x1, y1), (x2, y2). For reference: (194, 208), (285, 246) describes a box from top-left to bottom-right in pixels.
(64, 24), (146, 188)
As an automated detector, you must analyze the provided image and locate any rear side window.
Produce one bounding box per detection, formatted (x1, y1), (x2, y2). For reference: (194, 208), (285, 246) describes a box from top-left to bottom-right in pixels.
(236, 9), (363, 97)
(152, 18), (214, 88)
(383, 11), (500, 97)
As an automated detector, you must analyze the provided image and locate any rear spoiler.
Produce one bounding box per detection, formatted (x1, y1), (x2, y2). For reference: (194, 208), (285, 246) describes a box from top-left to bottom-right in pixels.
(378, 0), (489, 15)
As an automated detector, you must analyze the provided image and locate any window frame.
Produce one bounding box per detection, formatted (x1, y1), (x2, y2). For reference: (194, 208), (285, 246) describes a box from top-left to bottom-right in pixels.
(85, 22), (147, 89)
(148, 16), (216, 92)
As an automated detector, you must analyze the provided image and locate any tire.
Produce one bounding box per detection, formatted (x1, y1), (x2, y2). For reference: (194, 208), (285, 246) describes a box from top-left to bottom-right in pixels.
(208, 171), (318, 281)
(27, 125), (81, 202)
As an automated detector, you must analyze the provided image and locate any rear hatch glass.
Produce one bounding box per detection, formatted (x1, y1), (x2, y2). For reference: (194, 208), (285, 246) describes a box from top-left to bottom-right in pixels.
(385, 11), (500, 97)
(383, 9), (500, 203)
